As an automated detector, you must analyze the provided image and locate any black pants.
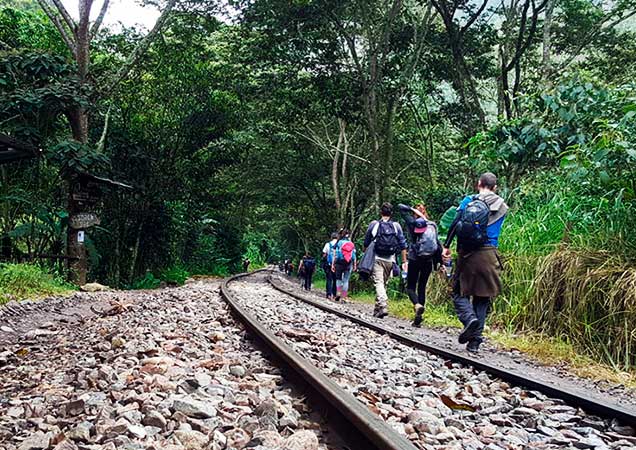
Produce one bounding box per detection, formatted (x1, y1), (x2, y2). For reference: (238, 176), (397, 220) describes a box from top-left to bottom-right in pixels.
(303, 269), (314, 290)
(453, 295), (491, 343)
(406, 258), (433, 306)
(324, 267), (336, 297)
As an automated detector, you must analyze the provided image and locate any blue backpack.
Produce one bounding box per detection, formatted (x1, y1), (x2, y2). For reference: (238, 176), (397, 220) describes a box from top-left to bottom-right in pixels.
(326, 242), (336, 265)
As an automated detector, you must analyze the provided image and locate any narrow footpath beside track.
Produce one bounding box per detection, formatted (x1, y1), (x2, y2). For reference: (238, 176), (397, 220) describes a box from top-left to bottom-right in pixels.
(223, 270), (636, 450)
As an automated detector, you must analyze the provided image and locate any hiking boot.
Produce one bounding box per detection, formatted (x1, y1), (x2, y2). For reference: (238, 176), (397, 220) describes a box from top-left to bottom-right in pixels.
(466, 340), (480, 354)
(412, 304), (424, 327)
(458, 318), (480, 344)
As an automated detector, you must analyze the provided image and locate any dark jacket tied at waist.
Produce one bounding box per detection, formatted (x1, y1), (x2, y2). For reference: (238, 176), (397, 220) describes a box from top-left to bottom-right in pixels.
(456, 246), (503, 298)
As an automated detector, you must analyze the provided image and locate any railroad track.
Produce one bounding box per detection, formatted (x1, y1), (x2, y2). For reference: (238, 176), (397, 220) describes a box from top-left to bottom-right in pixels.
(221, 270), (636, 450)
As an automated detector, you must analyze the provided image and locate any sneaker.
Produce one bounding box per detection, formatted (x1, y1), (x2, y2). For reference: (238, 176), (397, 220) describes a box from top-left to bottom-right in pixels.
(466, 340), (480, 354)
(458, 318), (480, 344)
(377, 308), (388, 319)
(334, 296), (341, 302)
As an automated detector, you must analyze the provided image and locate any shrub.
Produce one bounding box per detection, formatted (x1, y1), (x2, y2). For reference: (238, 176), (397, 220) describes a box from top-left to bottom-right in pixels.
(0, 263), (72, 303)
(160, 265), (190, 286)
(131, 272), (161, 290)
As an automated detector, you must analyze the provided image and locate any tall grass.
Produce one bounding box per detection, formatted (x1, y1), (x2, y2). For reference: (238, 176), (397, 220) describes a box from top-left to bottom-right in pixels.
(0, 263), (73, 303)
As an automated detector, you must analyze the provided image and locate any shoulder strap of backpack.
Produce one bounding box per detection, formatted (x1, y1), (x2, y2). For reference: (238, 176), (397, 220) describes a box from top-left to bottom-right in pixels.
(371, 220), (380, 238)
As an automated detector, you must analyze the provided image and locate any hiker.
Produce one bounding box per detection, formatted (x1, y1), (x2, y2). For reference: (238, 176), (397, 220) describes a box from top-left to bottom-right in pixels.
(398, 203), (442, 327)
(299, 253), (316, 291)
(243, 258), (251, 272)
(331, 229), (356, 302)
(363, 203), (408, 318)
(321, 232), (338, 299)
(286, 261), (294, 277)
(443, 172), (509, 353)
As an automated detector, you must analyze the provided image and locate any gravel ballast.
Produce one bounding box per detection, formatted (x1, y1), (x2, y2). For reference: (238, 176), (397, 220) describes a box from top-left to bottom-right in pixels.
(229, 273), (636, 450)
(0, 280), (341, 450)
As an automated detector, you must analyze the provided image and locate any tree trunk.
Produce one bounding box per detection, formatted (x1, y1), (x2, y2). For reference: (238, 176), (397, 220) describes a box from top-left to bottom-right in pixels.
(541, 0), (556, 83)
(448, 36), (487, 134)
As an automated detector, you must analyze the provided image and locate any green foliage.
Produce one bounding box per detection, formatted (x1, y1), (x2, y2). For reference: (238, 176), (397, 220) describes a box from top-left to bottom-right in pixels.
(470, 76), (636, 195)
(48, 140), (110, 176)
(0, 263), (72, 302)
(131, 272), (161, 290)
(160, 265), (190, 286)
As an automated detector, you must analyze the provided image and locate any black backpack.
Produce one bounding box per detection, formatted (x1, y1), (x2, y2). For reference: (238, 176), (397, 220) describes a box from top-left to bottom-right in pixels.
(374, 221), (400, 257)
(456, 196), (490, 249)
(303, 257), (316, 271)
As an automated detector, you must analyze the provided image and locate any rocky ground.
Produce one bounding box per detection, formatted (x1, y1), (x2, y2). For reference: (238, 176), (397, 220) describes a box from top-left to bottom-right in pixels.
(229, 274), (636, 450)
(273, 273), (636, 411)
(0, 280), (342, 450)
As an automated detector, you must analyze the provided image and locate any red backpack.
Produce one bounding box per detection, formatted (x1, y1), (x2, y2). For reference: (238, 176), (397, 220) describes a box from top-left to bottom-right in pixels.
(336, 240), (355, 263)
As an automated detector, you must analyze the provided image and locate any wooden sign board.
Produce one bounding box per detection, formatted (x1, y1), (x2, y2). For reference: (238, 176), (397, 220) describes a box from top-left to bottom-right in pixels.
(70, 213), (100, 229)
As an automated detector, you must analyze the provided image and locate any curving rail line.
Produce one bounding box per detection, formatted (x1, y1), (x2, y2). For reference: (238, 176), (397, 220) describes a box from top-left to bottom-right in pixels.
(220, 270), (420, 450)
(266, 271), (636, 427)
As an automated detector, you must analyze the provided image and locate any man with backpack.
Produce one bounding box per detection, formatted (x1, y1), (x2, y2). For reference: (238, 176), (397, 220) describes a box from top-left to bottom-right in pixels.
(299, 253), (316, 291)
(443, 172), (509, 353)
(321, 232), (338, 299)
(363, 203), (408, 318)
(399, 203), (442, 327)
(331, 229), (356, 302)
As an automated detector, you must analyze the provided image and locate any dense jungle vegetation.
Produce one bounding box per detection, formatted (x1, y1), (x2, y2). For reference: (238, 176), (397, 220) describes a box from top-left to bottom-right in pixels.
(1, 0), (635, 370)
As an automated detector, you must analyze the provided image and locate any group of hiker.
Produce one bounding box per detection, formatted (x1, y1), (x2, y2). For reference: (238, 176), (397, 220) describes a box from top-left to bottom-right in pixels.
(284, 173), (508, 354)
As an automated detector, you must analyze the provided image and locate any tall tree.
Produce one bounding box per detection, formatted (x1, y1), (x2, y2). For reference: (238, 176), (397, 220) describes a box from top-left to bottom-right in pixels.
(429, 0), (489, 133)
(35, 0), (178, 283)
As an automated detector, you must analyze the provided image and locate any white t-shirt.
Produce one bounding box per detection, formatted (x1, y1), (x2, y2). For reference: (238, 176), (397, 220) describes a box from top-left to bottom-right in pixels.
(322, 239), (337, 255)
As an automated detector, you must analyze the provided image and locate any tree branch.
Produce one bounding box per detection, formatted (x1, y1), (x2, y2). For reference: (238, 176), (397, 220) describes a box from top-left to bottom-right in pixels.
(460, 0), (489, 35)
(505, 0), (548, 73)
(91, 0), (111, 36)
(36, 0), (76, 56)
(104, 0), (179, 95)
(330, 14), (365, 80)
(50, 0), (77, 35)
(555, 7), (636, 72)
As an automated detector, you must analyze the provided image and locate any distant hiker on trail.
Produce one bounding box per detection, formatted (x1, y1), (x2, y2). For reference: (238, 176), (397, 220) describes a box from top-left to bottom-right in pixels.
(243, 258), (251, 272)
(363, 203), (408, 318)
(299, 253), (316, 291)
(443, 172), (509, 354)
(398, 203), (442, 327)
(286, 261), (294, 276)
(322, 232), (338, 299)
(331, 229), (356, 302)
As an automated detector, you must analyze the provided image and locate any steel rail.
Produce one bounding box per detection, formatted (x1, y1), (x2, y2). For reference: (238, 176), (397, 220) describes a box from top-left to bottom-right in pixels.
(267, 272), (636, 426)
(220, 270), (420, 450)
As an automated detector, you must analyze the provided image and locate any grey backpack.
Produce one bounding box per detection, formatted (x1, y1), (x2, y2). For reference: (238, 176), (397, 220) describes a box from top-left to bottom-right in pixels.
(413, 221), (438, 258)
